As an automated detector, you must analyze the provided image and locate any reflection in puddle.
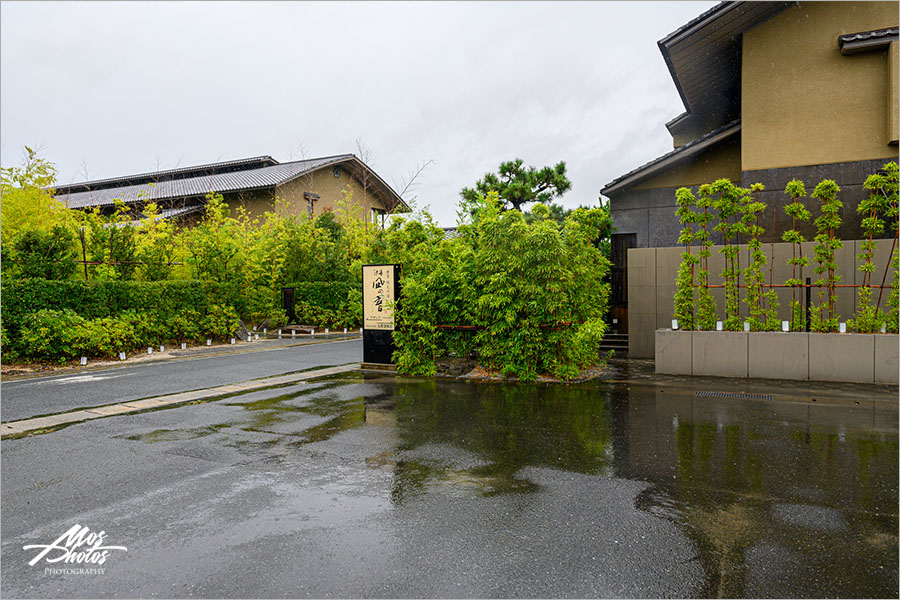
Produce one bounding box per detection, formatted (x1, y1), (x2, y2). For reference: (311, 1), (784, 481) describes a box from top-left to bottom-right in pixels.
(124, 424), (231, 443)
(118, 372), (898, 597)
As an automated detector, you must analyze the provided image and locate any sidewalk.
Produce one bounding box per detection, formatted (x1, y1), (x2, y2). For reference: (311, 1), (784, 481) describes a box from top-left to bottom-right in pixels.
(1, 332), (362, 381)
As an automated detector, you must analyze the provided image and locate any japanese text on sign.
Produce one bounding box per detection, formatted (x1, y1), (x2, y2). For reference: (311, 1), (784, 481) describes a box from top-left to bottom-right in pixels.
(363, 265), (395, 330)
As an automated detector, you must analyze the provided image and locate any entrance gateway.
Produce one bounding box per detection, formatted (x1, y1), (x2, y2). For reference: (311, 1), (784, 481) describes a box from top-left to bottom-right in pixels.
(362, 264), (400, 366)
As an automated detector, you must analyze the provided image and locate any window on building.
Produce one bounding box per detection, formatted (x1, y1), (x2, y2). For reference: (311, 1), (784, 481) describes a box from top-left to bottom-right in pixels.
(371, 207), (386, 228)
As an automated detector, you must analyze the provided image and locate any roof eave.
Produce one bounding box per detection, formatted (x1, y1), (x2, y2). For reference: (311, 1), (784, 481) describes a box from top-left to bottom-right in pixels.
(657, 1), (739, 115)
(602, 121), (741, 197)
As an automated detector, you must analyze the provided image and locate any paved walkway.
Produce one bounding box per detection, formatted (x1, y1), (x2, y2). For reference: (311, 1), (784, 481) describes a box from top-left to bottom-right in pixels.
(1, 363), (358, 438)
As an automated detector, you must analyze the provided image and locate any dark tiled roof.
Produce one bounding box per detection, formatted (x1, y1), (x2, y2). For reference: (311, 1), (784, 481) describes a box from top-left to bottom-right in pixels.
(113, 204), (206, 228)
(601, 119), (741, 196)
(839, 27), (899, 44)
(657, 1), (794, 123)
(54, 156), (279, 195)
(54, 155), (353, 208)
(839, 27), (899, 54)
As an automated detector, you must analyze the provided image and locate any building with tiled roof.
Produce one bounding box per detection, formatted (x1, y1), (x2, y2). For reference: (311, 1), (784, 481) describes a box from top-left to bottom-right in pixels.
(54, 154), (408, 227)
(602, 1), (898, 250)
(599, 1), (898, 356)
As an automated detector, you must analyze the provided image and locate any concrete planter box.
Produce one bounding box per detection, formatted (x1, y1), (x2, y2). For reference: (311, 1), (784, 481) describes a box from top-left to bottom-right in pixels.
(655, 330), (898, 384)
(692, 331), (748, 378)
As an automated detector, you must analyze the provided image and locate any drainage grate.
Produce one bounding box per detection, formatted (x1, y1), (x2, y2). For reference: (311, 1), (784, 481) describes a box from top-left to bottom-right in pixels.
(695, 391), (774, 401)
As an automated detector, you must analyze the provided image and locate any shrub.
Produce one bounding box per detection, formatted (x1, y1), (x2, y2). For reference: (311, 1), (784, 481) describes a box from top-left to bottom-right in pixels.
(201, 304), (240, 340)
(290, 281), (355, 312)
(10, 225), (78, 281)
(0, 279), (243, 341)
(263, 308), (288, 329)
(80, 315), (139, 358)
(19, 309), (87, 362)
(168, 309), (203, 342)
(390, 194), (610, 381)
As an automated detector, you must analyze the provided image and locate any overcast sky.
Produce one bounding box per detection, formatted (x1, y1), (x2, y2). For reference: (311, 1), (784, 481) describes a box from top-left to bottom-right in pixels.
(1, 1), (715, 226)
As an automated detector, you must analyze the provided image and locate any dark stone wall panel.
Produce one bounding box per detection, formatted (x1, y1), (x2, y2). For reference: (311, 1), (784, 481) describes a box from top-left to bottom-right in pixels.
(612, 158), (896, 249)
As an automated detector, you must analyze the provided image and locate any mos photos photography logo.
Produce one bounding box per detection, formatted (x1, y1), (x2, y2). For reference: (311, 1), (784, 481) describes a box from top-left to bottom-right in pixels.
(23, 524), (127, 576)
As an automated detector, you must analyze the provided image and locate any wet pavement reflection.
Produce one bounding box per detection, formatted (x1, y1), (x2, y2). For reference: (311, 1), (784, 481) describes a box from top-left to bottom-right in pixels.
(17, 363), (894, 598)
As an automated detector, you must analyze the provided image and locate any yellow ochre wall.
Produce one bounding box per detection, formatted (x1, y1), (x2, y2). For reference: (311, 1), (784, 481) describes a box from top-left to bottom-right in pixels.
(633, 135), (742, 190)
(276, 167), (389, 224)
(889, 41), (899, 144)
(742, 1), (899, 172)
(225, 166), (391, 224)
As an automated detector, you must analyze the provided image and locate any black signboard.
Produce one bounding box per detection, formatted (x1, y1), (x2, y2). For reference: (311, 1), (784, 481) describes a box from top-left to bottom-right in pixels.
(362, 264), (400, 365)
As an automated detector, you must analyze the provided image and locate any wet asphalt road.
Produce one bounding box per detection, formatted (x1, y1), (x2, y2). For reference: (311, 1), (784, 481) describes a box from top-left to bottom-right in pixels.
(0, 338), (362, 422)
(1, 365), (897, 598)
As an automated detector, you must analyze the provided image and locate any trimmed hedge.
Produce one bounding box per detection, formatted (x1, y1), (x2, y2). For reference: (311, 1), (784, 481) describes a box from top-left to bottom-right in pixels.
(1, 280), (247, 361)
(1, 279), (361, 362)
(2, 279), (246, 325)
(288, 281), (355, 312)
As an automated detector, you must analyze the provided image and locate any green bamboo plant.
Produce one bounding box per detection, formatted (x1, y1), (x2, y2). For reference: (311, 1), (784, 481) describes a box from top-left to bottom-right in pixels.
(695, 184), (717, 330)
(851, 170), (889, 332)
(782, 179), (811, 330)
(673, 187), (698, 329)
(810, 179), (842, 332)
(880, 162), (899, 333)
(743, 183), (778, 330)
(711, 179), (748, 330)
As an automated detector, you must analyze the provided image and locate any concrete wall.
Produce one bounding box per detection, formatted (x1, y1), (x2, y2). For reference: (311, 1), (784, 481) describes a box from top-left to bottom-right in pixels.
(656, 330), (899, 384)
(742, 1), (899, 172)
(628, 240), (898, 358)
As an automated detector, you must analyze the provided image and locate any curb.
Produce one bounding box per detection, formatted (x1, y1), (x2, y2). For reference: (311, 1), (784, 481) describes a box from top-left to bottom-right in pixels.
(1, 363), (360, 438)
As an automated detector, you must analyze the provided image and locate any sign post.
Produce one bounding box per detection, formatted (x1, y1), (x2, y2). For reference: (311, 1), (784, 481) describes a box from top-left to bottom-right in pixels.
(281, 287), (296, 324)
(362, 264), (400, 365)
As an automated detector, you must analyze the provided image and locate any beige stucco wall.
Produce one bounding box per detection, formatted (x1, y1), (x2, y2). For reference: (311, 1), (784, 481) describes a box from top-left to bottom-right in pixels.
(633, 135), (742, 191)
(742, 1), (899, 172)
(221, 189), (278, 222)
(218, 166), (392, 226)
(889, 41), (899, 144)
(275, 167), (390, 225)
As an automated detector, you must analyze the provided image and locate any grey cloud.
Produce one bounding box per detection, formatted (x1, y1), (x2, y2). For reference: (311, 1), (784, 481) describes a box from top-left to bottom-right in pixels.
(2, 1), (715, 225)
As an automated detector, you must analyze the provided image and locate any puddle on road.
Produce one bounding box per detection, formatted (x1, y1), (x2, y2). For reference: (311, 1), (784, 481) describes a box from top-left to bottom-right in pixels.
(118, 371), (898, 597)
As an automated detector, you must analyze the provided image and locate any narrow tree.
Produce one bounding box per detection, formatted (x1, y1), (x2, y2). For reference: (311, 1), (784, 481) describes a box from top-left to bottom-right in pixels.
(852, 170), (890, 332)
(673, 187), (698, 329)
(695, 184), (717, 329)
(875, 162), (899, 332)
(810, 179), (842, 332)
(743, 183), (777, 330)
(711, 179), (748, 330)
(782, 179), (811, 330)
